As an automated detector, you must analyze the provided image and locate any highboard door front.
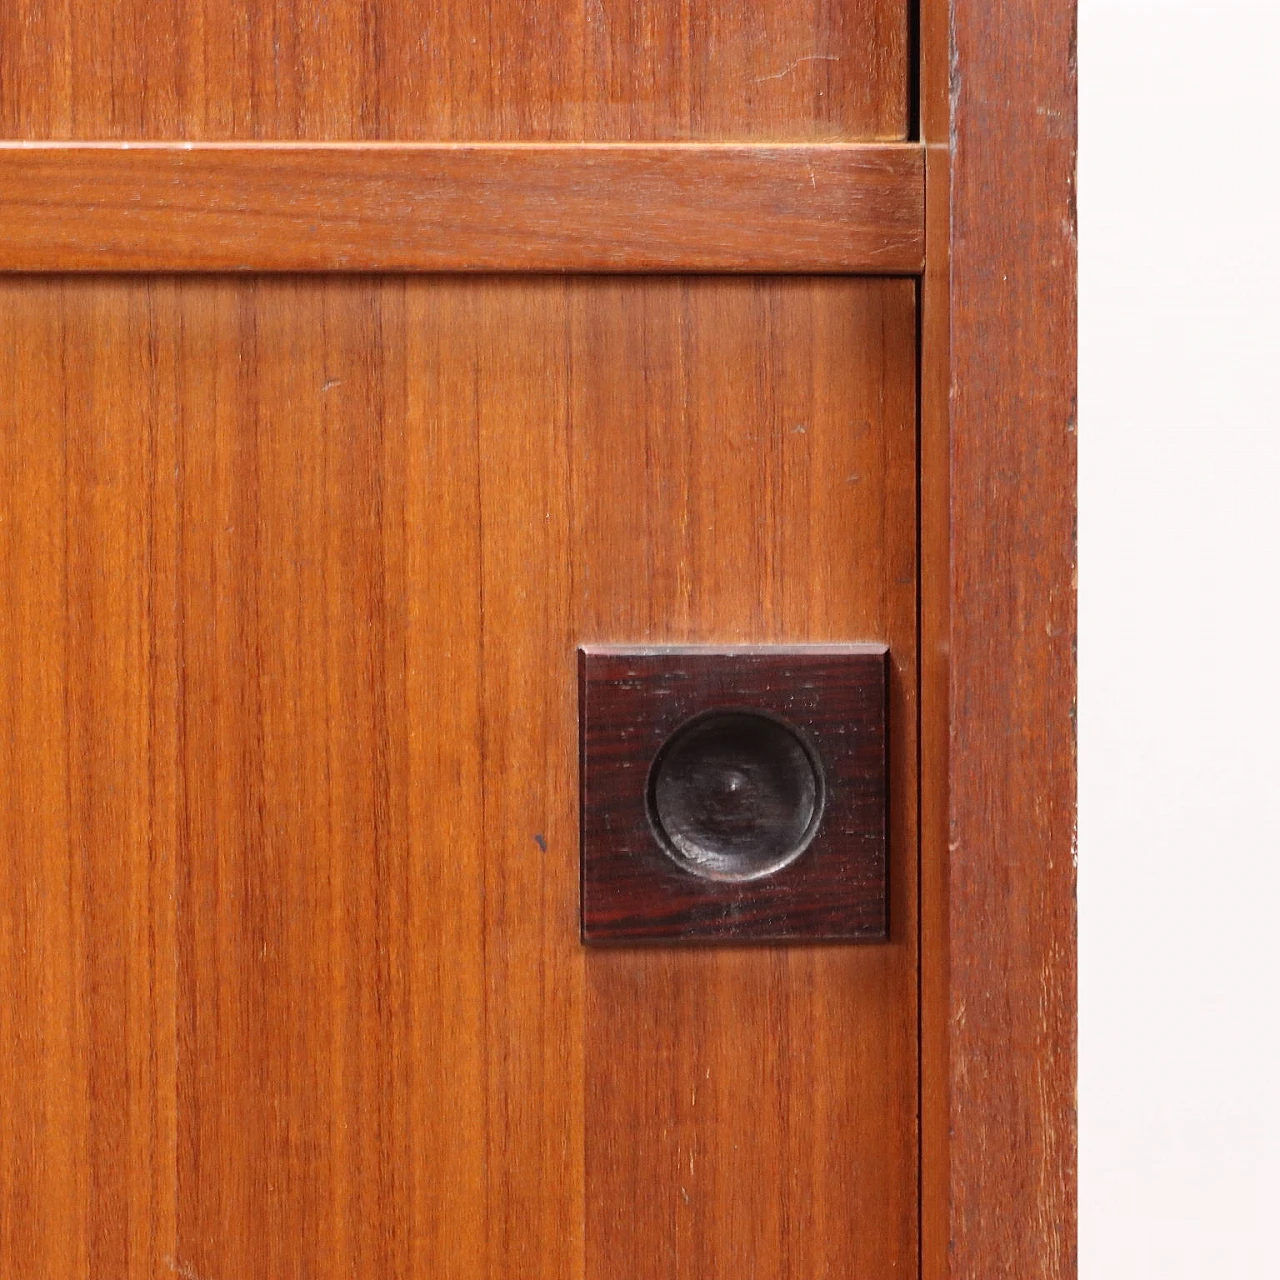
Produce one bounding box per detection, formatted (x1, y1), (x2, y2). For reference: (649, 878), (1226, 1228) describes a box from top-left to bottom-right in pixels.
(0, 3), (926, 1278)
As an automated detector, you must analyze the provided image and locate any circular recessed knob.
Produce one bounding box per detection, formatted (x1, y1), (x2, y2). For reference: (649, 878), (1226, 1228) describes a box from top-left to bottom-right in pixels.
(647, 710), (825, 882)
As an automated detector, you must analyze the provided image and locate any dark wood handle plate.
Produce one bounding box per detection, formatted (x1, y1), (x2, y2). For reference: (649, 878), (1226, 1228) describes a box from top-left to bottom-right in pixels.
(579, 645), (889, 944)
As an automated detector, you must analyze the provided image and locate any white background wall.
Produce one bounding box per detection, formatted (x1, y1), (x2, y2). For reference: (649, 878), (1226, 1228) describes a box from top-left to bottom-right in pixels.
(1080, 1), (1280, 1273)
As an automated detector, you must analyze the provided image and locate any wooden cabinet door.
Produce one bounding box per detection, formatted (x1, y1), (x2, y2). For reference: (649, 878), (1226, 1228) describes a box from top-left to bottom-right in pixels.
(0, 4), (924, 1278)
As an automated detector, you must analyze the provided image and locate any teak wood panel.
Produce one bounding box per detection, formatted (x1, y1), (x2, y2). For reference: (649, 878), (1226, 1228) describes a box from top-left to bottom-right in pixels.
(0, 0), (909, 142)
(922, 0), (1078, 1273)
(915, 0), (1078, 1275)
(0, 143), (925, 275)
(0, 276), (918, 1280)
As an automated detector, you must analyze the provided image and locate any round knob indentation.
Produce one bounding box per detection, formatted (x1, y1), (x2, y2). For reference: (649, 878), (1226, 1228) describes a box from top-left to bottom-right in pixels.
(647, 710), (825, 882)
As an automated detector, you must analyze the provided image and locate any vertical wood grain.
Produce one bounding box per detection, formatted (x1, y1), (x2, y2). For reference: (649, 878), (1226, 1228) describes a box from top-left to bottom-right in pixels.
(0, 281), (181, 1278)
(918, 1), (954, 1274)
(573, 278), (918, 1279)
(0, 284), (79, 1278)
(918, 0), (1078, 1274)
(400, 281), (489, 1277)
(473, 281), (583, 1280)
(0, 0), (908, 141)
(0, 276), (917, 1278)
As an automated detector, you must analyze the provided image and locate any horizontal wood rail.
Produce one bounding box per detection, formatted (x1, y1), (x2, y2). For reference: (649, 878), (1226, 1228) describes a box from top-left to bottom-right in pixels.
(0, 142), (923, 274)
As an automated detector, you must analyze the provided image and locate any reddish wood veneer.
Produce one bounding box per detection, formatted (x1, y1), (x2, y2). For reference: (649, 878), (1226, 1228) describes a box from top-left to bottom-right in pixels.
(0, 143), (924, 274)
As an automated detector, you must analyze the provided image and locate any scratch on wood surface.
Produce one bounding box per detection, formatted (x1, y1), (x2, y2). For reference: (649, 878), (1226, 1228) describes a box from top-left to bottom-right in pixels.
(754, 54), (840, 82)
(165, 1256), (214, 1280)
